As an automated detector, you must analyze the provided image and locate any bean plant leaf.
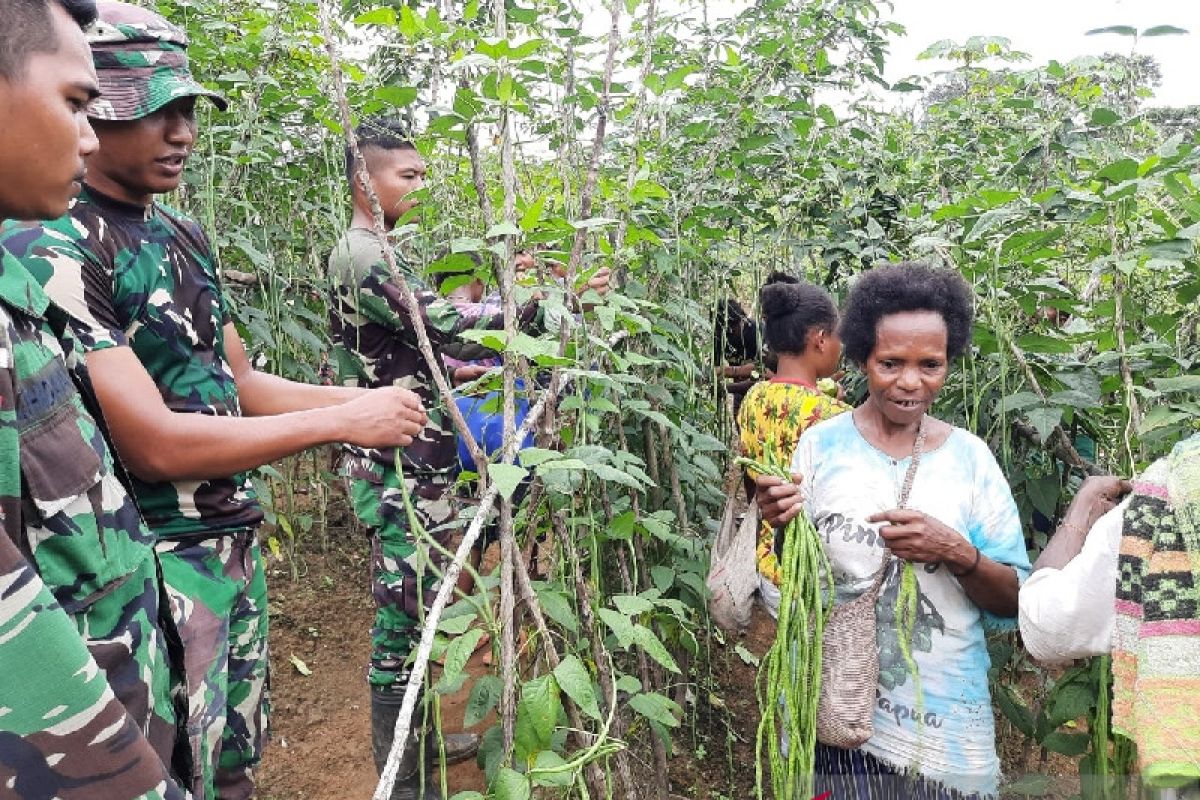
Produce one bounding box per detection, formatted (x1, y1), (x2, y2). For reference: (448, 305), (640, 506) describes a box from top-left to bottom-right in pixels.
(464, 674), (502, 727)
(995, 684), (1035, 737)
(488, 463), (528, 501)
(1142, 25), (1188, 37)
(553, 655), (601, 721)
(1154, 375), (1200, 393)
(628, 691), (681, 728)
(514, 674), (560, 756)
(436, 628), (484, 693)
(491, 767), (532, 800)
(633, 624), (680, 674)
(1025, 406), (1064, 443)
(1041, 732), (1090, 757)
(1047, 682), (1094, 728)
(597, 607), (637, 648)
(612, 595), (655, 616)
(529, 751), (574, 787)
(1085, 25), (1137, 37)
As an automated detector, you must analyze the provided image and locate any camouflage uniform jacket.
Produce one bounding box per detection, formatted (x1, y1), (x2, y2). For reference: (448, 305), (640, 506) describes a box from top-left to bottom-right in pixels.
(0, 186), (264, 538)
(0, 246), (186, 798)
(327, 227), (539, 483)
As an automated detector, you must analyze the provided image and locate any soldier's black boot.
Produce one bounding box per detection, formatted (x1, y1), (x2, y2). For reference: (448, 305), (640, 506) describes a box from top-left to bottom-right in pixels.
(370, 688), (481, 799)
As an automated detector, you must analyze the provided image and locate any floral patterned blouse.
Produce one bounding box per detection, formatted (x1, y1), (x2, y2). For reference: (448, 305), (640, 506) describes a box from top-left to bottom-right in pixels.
(736, 378), (850, 585)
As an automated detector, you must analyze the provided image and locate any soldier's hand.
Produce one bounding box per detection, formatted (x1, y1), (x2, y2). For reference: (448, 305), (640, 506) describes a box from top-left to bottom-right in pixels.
(337, 387), (427, 448)
(581, 267), (612, 297)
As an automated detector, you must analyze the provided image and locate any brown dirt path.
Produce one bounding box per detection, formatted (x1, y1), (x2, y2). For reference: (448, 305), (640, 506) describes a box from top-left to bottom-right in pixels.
(257, 546), (489, 800)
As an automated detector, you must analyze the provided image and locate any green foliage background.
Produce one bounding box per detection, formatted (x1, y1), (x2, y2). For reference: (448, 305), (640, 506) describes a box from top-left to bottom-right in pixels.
(151, 0), (1199, 795)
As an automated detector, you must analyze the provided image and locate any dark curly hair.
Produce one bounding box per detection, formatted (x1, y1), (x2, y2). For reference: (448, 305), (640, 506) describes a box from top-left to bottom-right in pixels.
(838, 262), (974, 364)
(760, 274), (838, 356)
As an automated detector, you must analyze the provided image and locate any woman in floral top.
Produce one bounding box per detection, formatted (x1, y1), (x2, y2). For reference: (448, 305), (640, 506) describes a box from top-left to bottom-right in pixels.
(737, 273), (850, 597)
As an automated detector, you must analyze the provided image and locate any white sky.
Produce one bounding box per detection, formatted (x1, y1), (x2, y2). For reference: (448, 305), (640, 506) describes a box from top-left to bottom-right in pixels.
(883, 0), (1200, 107)
(581, 0), (1199, 108)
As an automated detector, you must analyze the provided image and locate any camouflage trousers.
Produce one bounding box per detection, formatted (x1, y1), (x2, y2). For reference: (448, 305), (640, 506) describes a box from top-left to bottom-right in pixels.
(348, 471), (457, 689)
(156, 530), (269, 800)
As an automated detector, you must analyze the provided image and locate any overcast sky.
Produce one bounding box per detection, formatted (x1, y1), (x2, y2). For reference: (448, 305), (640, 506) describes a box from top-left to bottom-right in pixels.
(581, 0), (1198, 108)
(883, 0), (1199, 107)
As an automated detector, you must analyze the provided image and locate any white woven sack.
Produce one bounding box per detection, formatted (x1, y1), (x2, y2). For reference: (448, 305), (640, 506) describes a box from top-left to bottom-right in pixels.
(706, 497), (759, 633)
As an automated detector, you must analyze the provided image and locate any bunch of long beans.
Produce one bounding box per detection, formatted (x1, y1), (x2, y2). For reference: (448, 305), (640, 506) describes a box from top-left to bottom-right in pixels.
(738, 444), (833, 800)
(895, 561), (923, 717)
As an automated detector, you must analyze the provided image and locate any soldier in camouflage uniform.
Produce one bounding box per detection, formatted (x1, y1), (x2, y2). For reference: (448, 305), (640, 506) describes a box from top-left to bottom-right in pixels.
(0, 0), (187, 796)
(327, 118), (609, 799)
(3, 4), (428, 798)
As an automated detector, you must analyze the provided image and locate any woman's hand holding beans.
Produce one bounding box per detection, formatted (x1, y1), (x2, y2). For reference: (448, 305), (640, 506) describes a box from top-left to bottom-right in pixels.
(754, 472), (805, 528)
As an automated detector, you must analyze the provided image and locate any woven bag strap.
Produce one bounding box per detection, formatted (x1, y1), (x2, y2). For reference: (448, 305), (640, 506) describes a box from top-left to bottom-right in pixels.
(864, 414), (929, 599)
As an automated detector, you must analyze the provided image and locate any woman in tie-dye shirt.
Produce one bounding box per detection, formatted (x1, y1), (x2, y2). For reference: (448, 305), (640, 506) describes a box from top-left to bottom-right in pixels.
(756, 264), (1030, 800)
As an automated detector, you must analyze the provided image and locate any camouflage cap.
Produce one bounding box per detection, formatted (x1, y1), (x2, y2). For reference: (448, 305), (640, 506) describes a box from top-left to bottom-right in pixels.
(86, 1), (227, 121)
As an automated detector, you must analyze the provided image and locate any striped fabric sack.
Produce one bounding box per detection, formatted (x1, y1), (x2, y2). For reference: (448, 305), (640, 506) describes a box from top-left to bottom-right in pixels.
(1112, 432), (1200, 788)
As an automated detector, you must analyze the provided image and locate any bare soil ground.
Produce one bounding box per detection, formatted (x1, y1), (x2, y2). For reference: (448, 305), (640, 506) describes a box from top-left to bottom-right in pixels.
(257, 544), (488, 800)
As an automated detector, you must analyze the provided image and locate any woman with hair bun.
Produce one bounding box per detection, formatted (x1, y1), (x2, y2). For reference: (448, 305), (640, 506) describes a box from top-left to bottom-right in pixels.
(737, 272), (850, 612)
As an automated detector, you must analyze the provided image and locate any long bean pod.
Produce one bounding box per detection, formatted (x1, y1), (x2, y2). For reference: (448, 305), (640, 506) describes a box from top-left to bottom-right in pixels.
(738, 445), (832, 800)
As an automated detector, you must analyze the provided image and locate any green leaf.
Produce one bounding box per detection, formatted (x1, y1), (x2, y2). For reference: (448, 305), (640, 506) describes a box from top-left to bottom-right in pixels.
(612, 595), (654, 616)
(465, 675), (502, 727)
(553, 655), (601, 721)
(997, 391), (1043, 413)
(1094, 158), (1139, 183)
(1155, 375), (1200, 393)
(650, 566), (675, 592)
(397, 5), (420, 37)
(1047, 682), (1094, 727)
(1142, 25), (1188, 36)
(436, 628), (484, 693)
(492, 767), (531, 800)
(488, 463), (528, 501)
(1026, 475), (1060, 521)
(485, 221), (521, 238)
(615, 674), (642, 695)
(628, 691), (681, 728)
(376, 86), (418, 108)
(995, 684), (1035, 737)
(437, 612), (477, 635)
(1085, 25), (1138, 37)
(609, 510), (637, 540)
(633, 624), (680, 673)
(734, 643), (760, 667)
(514, 675), (559, 756)
(353, 7), (396, 25)
(534, 590), (578, 634)
(529, 750), (573, 787)
(597, 607), (636, 648)
(519, 194), (547, 231)
(570, 216), (619, 229)
(1041, 732), (1090, 756)
(1090, 107), (1120, 126)
(1025, 406), (1063, 443)
(1003, 774), (1054, 796)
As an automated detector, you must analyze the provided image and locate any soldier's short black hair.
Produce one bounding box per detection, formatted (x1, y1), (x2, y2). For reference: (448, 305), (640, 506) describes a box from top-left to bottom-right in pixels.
(0, 0), (97, 78)
(838, 262), (975, 364)
(760, 272), (838, 356)
(346, 116), (417, 185)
